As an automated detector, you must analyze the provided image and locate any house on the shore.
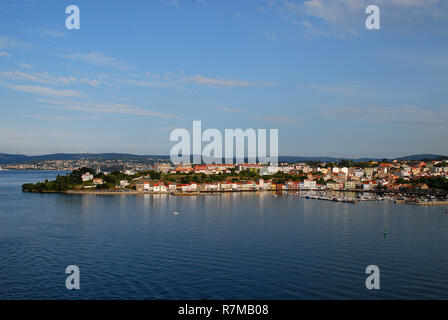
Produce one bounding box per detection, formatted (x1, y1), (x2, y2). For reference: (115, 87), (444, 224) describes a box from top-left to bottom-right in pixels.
(153, 183), (168, 193)
(167, 183), (177, 192)
(344, 181), (356, 190)
(303, 179), (317, 189)
(136, 181), (151, 191)
(200, 183), (219, 192)
(363, 181), (372, 190)
(81, 173), (94, 182)
(286, 181), (299, 190)
(263, 180), (272, 190)
(327, 182), (343, 190)
(93, 178), (103, 185)
(119, 180), (129, 187)
(176, 184), (191, 192)
(219, 181), (234, 191)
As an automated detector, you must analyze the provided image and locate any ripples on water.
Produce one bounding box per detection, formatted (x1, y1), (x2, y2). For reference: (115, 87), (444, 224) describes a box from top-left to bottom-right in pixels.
(1, 170), (448, 299)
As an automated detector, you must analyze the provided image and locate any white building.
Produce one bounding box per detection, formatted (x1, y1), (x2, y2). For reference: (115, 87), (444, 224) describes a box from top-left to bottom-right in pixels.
(260, 166), (280, 176)
(363, 182), (372, 190)
(303, 179), (317, 189)
(120, 180), (130, 187)
(136, 181), (151, 191)
(399, 170), (411, 177)
(152, 183), (167, 193)
(81, 173), (94, 182)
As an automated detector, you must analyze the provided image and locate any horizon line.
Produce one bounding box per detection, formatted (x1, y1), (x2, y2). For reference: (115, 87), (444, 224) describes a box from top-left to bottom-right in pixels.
(1, 152), (447, 161)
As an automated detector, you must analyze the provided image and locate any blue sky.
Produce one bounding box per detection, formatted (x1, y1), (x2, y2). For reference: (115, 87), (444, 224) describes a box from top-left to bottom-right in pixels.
(0, 0), (447, 158)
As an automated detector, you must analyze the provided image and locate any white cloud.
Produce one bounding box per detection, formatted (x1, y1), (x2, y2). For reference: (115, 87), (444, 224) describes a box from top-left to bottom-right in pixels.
(38, 98), (179, 119)
(255, 116), (303, 124)
(263, 32), (277, 40)
(79, 78), (100, 87)
(22, 114), (99, 121)
(18, 63), (34, 70)
(284, 0), (448, 36)
(0, 36), (31, 49)
(0, 70), (56, 85)
(120, 78), (178, 88)
(168, 0), (182, 10)
(166, 0), (207, 10)
(122, 72), (272, 89)
(38, 29), (66, 38)
(218, 107), (241, 113)
(59, 52), (132, 70)
(181, 74), (256, 87)
(0, 51), (11, 58)
(310, 84), (361, 97)
(0, 69), (102, 87)
(3, 80), (178, 119)
(9, 85), (84, 98)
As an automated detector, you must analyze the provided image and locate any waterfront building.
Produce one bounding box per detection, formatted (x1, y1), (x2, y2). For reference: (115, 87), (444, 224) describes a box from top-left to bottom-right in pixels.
(120, 180), (130, 187)
(363, 182), (372, 190)
(136, 181), (151, 191)
(344, 181), (357, 190)
(177, 184), (194, 192)
(303, 179), (317, 189)
(327, 182), (343, 190)
(81, 173), (94, 182)
(93, 178), (104, 185)
(219, 182), (233, 191)
(152, 183), (167, 193)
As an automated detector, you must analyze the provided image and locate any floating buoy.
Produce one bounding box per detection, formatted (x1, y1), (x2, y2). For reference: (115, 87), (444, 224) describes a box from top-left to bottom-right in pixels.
(383, 228), (387, 236)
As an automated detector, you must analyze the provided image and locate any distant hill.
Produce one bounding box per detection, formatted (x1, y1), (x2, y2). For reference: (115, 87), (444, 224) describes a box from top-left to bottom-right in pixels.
(0, 153), (446, 165)
(393, 154), (448, 161)
(278, 156), (358, 163)
(0, 153), (170, 165)
(280, 154), (448, 163)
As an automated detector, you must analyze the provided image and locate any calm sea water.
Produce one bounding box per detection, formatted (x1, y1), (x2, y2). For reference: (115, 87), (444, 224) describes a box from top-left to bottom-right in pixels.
(1, 170), (448, 299)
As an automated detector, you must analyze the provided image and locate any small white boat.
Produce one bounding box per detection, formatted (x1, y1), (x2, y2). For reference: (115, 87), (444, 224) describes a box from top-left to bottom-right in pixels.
(173, 211), (179, 215)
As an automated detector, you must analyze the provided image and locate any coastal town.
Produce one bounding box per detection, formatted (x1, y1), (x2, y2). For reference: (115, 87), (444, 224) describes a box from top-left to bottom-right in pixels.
(0, 158), (156, 171)
(20, 158), (448, 205)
